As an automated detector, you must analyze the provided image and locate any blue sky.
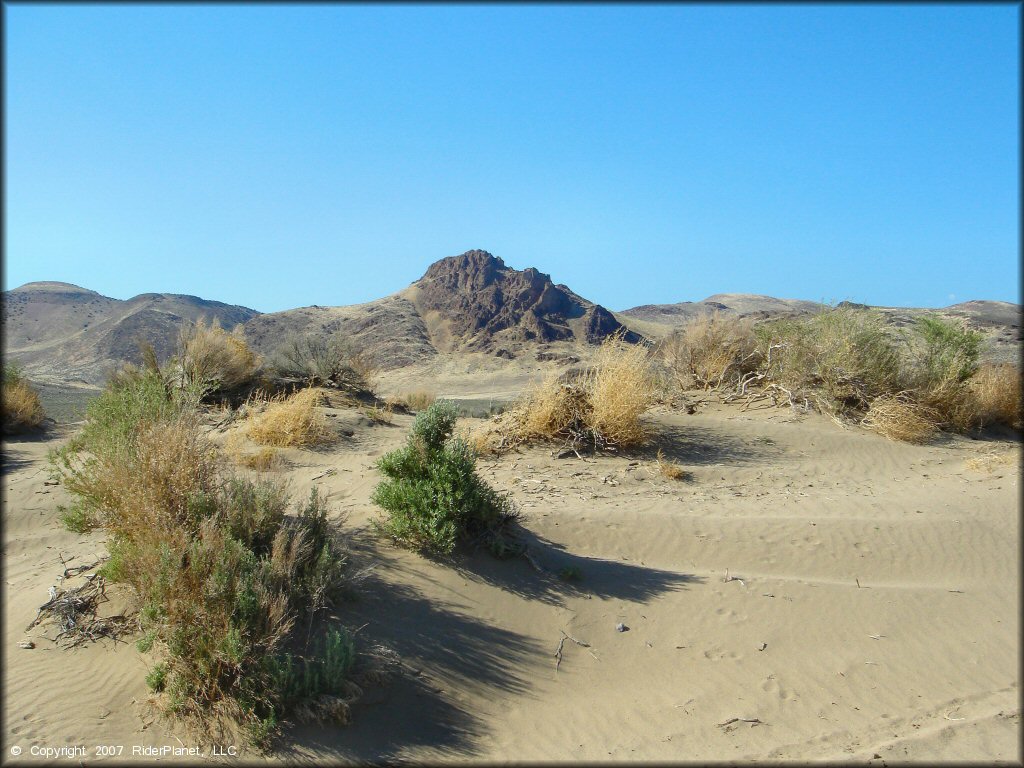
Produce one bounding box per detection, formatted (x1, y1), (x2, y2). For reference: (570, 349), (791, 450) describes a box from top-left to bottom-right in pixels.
(5, 4), (1019, 313)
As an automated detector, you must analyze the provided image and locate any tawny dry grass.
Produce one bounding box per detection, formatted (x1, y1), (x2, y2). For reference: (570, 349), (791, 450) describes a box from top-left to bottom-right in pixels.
(246, 389), (332, 447)
(655, 449), (686, 480)
(179, 318), (259, 393)
(365, 403), (394, 424)
(586, 339), (658, 447)
(2, 376), (45, 434)
(964, 449), (1018, 473)
(469, 337), (656, 453)
(399, 391), (437, 412)
(861, 393), (939, 444)
(967, 363), (1022, 430)
(225, 432), (283, 471)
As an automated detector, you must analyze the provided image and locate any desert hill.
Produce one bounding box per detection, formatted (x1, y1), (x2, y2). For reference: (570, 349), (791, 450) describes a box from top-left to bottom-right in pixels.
(2, 282), (259, 385)
(243, 249), (640, 370)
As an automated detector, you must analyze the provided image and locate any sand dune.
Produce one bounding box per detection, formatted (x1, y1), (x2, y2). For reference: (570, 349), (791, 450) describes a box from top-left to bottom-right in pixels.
(3, 390), (1019, 763)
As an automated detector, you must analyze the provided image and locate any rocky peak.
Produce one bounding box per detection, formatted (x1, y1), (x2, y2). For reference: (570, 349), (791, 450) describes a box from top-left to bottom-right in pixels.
(412, 250), (639, 350)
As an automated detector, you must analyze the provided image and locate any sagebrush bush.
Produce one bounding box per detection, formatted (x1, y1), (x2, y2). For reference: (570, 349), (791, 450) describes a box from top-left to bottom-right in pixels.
(372, 401), (519, 556)
(50, 370), (357, 748)
(273, 335), (377, 392)
(246, 389), (332, 447)
(661, 312), (759, 390)
(1, 364), (46, 434)
(753, 307), (903, 415)
(178, 318), (260, 397)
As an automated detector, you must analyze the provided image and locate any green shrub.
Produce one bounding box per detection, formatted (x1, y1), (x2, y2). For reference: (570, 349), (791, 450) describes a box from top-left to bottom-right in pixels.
(911, 315), (981, 386)
(753, 307), (903, 415)
(49, 368), (357, 747)
(372, 401), (519, 555)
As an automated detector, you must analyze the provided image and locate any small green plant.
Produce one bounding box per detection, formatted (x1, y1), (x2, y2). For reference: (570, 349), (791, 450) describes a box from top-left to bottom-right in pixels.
(146, 662), (169, 692)
(371, 401), (519, 555)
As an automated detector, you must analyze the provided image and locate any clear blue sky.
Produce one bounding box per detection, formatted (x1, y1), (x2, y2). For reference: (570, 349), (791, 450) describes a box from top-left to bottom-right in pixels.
(5, 4), (1019, 313)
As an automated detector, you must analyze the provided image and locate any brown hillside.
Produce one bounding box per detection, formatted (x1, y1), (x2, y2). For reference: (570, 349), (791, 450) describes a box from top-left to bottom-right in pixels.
(2, 282), (259, 385)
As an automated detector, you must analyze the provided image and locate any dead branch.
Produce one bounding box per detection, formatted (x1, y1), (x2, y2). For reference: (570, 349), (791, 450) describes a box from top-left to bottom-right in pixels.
(718, 717), (764, 727)
(554, 630), (595, 672)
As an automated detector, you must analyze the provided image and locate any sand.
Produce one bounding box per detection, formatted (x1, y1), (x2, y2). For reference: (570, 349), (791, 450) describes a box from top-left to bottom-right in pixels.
(3, 393), (1020, 763)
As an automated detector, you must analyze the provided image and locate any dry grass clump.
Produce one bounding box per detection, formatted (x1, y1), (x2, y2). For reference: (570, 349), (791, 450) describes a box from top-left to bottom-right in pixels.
(966, 363), (1022, 430)
(861, 393), (939, 444)
(472, 336), (656, 453)
(246, 389), (332, 448)
(1, 365), (46, 434)
(588, 338), (659, 447)
(365, 403), (394, 424)
(654, 449), (687, 480)
(660, 312), (759, 391)
(178, 318), (260, 397)
(397, 391), (437, 412)
(965, 448), (1018, 473)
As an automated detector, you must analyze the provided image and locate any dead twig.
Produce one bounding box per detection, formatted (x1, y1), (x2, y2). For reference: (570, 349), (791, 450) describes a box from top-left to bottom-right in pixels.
(718, 717), (764, 727)
(554, 630), (596, 672)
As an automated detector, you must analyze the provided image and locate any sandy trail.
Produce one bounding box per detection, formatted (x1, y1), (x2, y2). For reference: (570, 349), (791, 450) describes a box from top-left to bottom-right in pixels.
(3, 399), (1019, 763)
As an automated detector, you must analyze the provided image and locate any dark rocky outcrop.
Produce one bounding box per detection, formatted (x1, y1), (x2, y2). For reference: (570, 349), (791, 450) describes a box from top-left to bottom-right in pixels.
(412, 250), (639, 349)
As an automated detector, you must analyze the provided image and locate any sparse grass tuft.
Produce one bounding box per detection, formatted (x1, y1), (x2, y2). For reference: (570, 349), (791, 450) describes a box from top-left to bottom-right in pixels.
(2, 364), (46, 434)
(372, 401), (519, 556)
(365, 403), (394, 424)
(246, 389), (332, 448)
(654, 449), (687, 480)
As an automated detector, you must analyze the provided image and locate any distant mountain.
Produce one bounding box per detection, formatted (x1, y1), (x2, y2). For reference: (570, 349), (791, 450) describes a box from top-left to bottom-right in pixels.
(620, 293), (824, 324)
(2, 282), (260, 385)
(243, 249), (640, 368)
(5, 261), (1019, 387)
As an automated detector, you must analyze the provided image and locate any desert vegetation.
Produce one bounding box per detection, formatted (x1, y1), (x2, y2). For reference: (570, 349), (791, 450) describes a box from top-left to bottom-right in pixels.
(2, 364), (46, 434)
(662, 306), (1020, 441)
(177, 318), (261, 399)
(390, 390), (437, 412)
(48, 368), (358, 747)
(273, 334), (378, 393)
(245, 388), (333, 448)
(471, 335), (658, 454)
(372, 401), (520, 556)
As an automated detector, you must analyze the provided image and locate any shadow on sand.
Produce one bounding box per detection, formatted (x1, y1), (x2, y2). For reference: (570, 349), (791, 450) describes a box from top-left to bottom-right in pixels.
(634, 423), (784, 466)
(278, 534), (543, 763)
(452, 525), (704, 608)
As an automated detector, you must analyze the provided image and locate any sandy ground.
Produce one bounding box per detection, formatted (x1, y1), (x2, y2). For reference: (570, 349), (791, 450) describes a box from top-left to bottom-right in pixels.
(3, 393), (1020, 764)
